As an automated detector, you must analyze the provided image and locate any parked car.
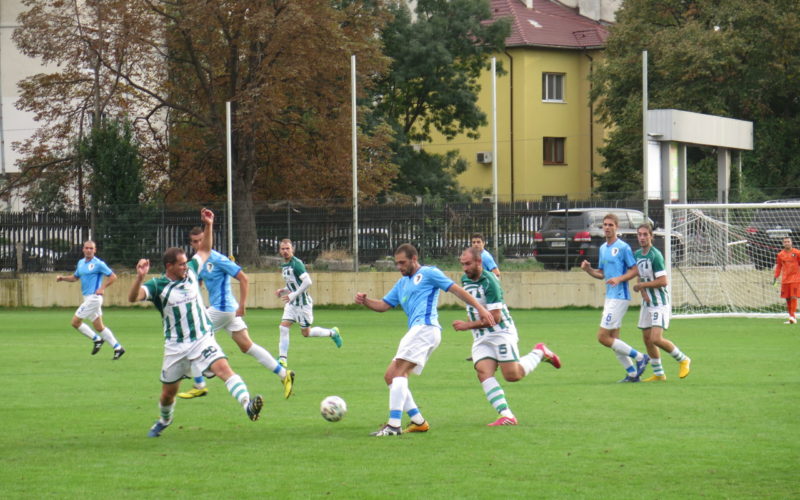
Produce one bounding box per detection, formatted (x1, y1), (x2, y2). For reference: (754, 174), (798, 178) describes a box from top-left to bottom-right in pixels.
(745, 201), (800, 270)
(533, 208), (682, 270)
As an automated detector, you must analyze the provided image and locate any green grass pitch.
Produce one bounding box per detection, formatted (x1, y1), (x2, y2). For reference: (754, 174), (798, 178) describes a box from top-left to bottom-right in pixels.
(0, 307), (797, 499)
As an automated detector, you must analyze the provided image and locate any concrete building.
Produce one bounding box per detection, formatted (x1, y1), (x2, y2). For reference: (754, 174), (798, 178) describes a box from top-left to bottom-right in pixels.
(423, 0), (619, 201)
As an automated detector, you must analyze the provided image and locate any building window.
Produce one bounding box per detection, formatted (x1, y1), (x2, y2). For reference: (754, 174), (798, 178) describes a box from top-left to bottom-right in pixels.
(542, 73), (565, 102)
(543, 137), (565, 164)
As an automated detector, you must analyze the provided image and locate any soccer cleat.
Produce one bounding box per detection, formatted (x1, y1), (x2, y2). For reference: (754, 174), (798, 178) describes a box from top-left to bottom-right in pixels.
(635, 354), (651, 378)
(113, 347), (126, 360)
(617, 375), (640, 383)
(370, 424), (402, 437)
(177, 387), (208, 399)
(643, 374), (667, 382)
(147, 419), (171, 438)
(91, 339), (104, 355)
(784, 317), (797, 324)
(278, 357), (288, 368)
(535, 343), (561, 369)
(331, 327), (343, 348)
(283, 370), (295, 399)
(488, 416), (518, 426)
(403, 420), (430, 433)
(246, 395), (264, 421)
(679, 358), (692, 379)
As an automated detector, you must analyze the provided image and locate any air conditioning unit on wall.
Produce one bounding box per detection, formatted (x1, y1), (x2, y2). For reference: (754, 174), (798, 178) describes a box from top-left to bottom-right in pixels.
(476, 151), (493, 164)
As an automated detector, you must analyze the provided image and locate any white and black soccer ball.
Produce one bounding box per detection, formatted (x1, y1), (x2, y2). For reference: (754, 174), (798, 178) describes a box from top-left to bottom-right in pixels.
(320, 395), (347, 422)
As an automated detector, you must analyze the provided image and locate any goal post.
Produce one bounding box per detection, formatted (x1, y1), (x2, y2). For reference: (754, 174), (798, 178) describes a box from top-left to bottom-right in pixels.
(665, 202), (800, 319)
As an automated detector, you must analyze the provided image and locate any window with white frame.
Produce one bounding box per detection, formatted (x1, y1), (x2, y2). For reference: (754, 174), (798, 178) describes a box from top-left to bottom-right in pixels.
(543, 137), (565, 164)
(542, 73), (565, 102)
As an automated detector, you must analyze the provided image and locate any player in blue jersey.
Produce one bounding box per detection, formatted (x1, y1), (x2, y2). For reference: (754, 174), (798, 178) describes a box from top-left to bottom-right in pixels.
(580, 213), (649, 382)
(355, 243), (495, 436)
(176, 228), (294, 400)
(471, 232), (501, 279)
(56, 240), (125, 359)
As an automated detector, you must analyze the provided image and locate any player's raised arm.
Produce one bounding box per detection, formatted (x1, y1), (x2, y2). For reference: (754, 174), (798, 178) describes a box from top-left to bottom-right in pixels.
(128, 259), (150, 302)
(196, 208), (214, 264)
(581, 259), (604, 280)
(355, 292), (392, 313)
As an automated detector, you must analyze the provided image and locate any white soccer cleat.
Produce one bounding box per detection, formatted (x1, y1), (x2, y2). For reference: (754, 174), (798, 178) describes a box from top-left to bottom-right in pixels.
(784, 317), (797, 325)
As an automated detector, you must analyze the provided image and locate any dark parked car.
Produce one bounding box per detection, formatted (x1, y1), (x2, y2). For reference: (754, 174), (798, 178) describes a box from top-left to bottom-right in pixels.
(533, 208), (681, 270)
(745, 202), (800, 270)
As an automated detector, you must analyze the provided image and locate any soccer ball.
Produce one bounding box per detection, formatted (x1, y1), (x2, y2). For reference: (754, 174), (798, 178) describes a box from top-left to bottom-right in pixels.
(320, 395), (347, 422)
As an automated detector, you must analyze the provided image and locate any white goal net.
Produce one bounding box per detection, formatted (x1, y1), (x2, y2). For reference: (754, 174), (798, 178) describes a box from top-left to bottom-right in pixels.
(666, 202), (800, 318)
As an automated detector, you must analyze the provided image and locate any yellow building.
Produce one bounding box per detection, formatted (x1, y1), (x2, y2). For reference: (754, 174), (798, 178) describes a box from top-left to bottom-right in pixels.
(423, 0), (611, 201)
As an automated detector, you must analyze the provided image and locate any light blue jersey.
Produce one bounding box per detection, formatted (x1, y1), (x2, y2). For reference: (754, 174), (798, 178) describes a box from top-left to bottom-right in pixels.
(74, 257), (113, 296)
(598, 239), (636, 300)
(198, 250), (242, 312)
(480, 249), (498, 272)
(382, 266), (455, 329)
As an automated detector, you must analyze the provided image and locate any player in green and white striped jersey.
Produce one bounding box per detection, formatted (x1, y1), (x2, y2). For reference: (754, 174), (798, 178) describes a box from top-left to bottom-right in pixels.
(452, 247), (561, 426)
(275, 238), (341, 367)
(128, 208), (263, 437)
(633, 224), (691, 381)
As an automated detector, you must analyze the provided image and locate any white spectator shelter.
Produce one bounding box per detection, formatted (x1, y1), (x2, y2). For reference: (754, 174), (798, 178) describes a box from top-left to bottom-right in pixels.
(646, 109), (753, 202)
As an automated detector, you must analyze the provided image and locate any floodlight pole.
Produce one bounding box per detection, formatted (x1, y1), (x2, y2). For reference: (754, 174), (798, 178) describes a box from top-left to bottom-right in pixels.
(225, 101), (234, 259)
(492, 57), (499, 258)
(642, 50), (649, 219)
(351, 55), (359, 272)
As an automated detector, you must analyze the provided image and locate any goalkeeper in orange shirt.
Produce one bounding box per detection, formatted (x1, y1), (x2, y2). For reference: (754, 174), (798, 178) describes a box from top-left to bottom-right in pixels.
(774, 236), (800, 324)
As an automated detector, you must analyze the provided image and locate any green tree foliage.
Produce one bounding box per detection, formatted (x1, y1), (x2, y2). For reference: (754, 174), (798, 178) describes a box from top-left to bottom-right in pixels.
(373, 0), (510, 199)
(78, 118), (152, 265)
(591, 0), (800, 199)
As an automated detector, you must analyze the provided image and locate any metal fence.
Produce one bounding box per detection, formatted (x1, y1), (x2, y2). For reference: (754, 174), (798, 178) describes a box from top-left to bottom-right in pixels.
(0, 198), (664, 272)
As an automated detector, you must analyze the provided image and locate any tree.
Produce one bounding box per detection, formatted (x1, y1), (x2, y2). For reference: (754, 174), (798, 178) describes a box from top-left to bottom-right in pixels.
(10, 0), (393, 265)
(372, 0), (510, 199)
(590, 0), (800, 200)
(77, 118), (151, 264)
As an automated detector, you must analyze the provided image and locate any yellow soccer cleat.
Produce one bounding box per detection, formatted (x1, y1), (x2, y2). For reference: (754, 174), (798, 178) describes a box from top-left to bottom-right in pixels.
(403, 420), (430, 433)
(278, 357), (288, 368)
(643, 374), (667, 382)
(283, 370), (295, 399)
(679, 358), (692, 379)
(177, 387), (208, 399)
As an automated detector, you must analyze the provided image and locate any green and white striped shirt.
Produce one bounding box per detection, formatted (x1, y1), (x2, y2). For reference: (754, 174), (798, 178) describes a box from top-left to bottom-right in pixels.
(635, 246), (670, 307)
(281, 256), (312, 306)
(143, 256), (213, 343)
(461, 270), (514, 339)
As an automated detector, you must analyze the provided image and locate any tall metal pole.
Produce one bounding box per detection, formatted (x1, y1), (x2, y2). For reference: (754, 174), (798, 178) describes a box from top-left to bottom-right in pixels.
(642, 50), (649, 218)
(491, 57), (499, 258)
(351, 55), (359, 272)
(225, 101), (234, 258)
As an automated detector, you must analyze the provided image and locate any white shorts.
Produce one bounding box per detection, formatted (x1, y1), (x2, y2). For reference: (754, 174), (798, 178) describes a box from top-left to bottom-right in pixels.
(75, 294), (103, 321)
(206, 307), (247, 334)
(282, 303), (314, 327)
(600, 298), (630, 330)
(395, 324), (442, 375)
(638, 304), (670, 330)
(160, 334), (228, 384)
(472, 327), (520, 364)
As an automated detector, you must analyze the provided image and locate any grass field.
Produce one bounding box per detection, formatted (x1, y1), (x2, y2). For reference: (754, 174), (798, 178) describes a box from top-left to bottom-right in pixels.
(1, 307), (797, 499)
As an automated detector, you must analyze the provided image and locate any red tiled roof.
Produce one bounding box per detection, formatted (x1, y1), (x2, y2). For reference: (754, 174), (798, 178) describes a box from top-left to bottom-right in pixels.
(490, 0), (609, 49)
